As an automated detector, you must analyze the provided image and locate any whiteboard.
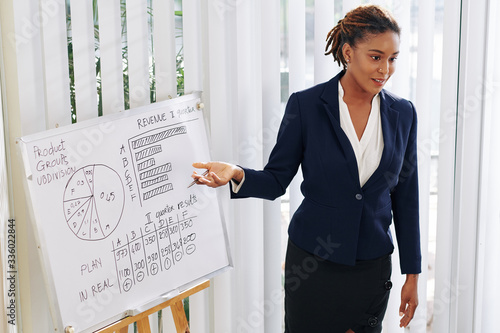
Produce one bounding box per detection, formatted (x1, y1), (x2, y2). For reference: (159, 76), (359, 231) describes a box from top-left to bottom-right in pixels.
(19, 93), (231, 333)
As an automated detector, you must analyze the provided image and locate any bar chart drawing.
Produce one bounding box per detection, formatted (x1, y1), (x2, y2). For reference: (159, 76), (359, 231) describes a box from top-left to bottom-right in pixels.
(128, 124), (189, 205)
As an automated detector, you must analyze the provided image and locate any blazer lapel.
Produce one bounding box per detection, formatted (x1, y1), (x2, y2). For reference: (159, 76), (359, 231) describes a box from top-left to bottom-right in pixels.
(320, 74), (401, 189)
(320, 74), (360, 185)
(362, 89), (399, 189)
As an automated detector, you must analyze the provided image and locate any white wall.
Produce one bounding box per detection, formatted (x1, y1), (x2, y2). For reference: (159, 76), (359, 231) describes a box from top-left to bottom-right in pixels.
(478, 0), (500, 331)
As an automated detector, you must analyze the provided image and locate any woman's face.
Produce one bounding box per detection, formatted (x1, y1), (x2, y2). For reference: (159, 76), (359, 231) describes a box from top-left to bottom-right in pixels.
(343, 31), (400, 96)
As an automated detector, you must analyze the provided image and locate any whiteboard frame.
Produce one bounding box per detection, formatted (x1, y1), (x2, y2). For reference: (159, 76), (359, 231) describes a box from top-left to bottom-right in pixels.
(18, 92), (232, 333)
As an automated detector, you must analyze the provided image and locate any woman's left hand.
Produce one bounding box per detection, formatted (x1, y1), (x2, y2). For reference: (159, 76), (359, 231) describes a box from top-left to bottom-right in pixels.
(399, 274), (419, 328)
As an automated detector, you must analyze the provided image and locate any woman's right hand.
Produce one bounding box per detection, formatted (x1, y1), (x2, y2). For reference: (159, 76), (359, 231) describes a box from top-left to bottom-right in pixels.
(191, 162), (244, 188)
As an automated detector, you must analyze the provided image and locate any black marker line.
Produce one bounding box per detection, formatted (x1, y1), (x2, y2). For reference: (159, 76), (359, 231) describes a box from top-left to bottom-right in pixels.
(111, 240), (122, 294)
(126, 234), (136, 286)
(140, 227), (150, 277)
(154, 223), (163, 272)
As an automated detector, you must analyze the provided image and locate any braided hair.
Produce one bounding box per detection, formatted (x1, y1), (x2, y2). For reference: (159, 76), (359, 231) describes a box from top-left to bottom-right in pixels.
(325, 5), (400, 69)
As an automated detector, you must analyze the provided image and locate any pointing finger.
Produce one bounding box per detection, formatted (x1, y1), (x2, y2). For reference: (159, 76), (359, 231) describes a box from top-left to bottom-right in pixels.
(192, 162), (210, 169)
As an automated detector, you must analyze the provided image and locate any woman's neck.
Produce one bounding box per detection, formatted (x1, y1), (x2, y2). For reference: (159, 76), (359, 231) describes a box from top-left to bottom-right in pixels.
(340, 72), (376, 105)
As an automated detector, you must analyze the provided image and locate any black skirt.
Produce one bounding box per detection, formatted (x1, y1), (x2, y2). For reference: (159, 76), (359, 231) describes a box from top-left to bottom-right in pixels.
(284, 239), (392, 333)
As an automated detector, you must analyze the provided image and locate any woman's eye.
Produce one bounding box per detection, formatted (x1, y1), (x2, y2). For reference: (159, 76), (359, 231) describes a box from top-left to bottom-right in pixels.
(371, 56), (381, 61)
(390, 57), (398, 62)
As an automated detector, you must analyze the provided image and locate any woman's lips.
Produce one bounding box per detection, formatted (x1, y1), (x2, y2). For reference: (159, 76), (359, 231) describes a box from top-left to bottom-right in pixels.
(372, 78), (386, 86)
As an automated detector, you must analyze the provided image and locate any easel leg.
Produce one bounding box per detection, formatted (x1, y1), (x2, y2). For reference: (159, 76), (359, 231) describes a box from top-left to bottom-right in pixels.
(118, 326), (129, 333)
(136, 317), (152, 333)
(95, 280), (209, 333)
(171, 300), (190, 333)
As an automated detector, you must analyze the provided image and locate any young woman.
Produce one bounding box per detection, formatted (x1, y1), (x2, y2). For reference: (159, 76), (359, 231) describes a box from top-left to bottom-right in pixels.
(192, 5), (420, 333)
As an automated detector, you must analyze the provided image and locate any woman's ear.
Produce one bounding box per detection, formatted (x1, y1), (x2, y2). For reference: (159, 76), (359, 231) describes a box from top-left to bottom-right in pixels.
(342, 43), (353, 63)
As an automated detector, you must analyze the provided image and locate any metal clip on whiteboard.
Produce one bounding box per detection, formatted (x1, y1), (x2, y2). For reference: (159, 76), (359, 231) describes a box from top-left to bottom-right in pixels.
(64, 326), (75, 333)
(197, 102), (204, 110)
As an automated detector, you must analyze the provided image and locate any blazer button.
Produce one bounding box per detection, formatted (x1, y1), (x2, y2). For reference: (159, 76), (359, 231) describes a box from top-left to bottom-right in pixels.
(355, 194), (363, 200)
(368, 316), (378, 327)
(385, 280), (393, 290)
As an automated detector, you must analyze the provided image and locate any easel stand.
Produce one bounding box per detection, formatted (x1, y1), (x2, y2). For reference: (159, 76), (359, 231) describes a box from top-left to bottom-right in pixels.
(94, 280), (210, 333)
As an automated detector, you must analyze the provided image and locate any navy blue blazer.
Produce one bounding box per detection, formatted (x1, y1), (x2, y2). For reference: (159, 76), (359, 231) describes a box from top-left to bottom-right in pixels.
(232, 72), (421, 274)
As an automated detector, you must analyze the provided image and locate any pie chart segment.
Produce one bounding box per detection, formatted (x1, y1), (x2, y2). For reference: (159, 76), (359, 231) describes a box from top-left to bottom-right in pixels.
(64, 164), (125, 241)
(92, 166), (125, 238)
(90, 199), (106, 239)
(67, 197), (92, 236)
(63, 196), (92, 221)
(63, 168), (93, 201)
(83, 165), (95, 192)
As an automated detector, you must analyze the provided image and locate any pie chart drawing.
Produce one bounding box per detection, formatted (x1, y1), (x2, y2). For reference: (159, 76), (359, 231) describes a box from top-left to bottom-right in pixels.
(63, 164), (125, 241)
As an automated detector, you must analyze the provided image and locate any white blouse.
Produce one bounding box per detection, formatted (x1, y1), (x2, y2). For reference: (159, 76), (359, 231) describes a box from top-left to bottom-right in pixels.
(338, 82), (384, 187)
(232, 83), (385, 193)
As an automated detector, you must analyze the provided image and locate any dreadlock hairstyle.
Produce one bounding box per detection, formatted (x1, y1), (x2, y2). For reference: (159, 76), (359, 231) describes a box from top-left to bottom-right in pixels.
(325, 5), (400, 69)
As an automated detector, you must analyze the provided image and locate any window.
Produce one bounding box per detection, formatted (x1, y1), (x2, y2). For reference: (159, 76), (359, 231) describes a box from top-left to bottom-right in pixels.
(279, 1), (445, 331)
